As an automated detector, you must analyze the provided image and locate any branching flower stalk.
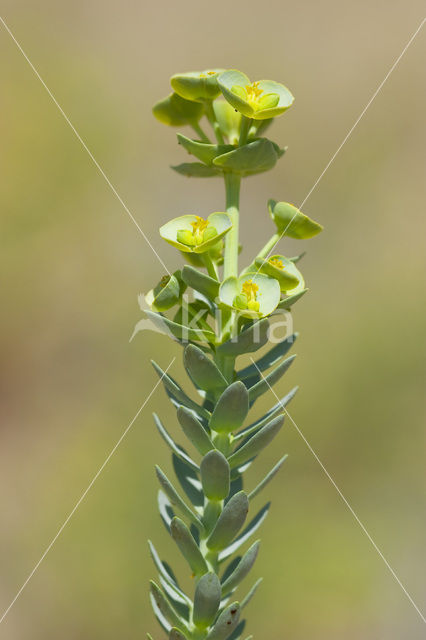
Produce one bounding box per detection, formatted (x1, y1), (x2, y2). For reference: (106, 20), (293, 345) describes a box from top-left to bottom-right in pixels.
(138, 68), (323, 640)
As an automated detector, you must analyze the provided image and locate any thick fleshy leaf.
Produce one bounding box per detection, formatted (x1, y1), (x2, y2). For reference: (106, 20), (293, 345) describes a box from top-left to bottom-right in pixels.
(150, 581), (187, 633)
(238, 333), (298, 386)
(184, 345), (227, 393)
(254, 255), (300, 292)
(158, 491), (175, 532)
(181, 265), (220, 299)
(156, 466), (204, 530)
(268, 200), (323, 238)
(150, 585), (172, 633)
(229, 623), (246, 640)
(153, 92), (204, 126)
(221, 541), (260, 594)
(160, 213), (232, 254)
(228, 415), (284, 469)
(248, 455), (288, 501)
(172, 162), (222, 177)
(216, 318), (270, 356)
(148, 540), (189, 605)
(177, 407), (213, 456)
(209, 382), (249, 434)
(213, 139), (279, 175)
(219, 274), (280, 319)
(193, 572), (221, 629)
(160, 576), (191, 621)
(152, 361), (211, 419)
(146, 310), (215, 343)
(219, 503), (270, 561)
(276, 288), (308, 310)
(213, 99), (242, 144)
(205, 602), (241, 640)
(177, 134), (234, 165)
(234, 387), (297, 442)
(170, 517), (208, 576)
(241, 578), (263, 609)
(248, 354), (296, 404)
(172, 454), (204, 508)
(218, 70), (294, 120)
(207, 492), (249, 551)
(153, 414), (199, 471)
(200, 450), (230, 501)
(171, 69), (224, 102)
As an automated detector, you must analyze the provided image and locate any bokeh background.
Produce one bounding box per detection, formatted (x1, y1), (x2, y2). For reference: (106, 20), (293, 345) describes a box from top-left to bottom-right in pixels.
(1, 1), (425, 638)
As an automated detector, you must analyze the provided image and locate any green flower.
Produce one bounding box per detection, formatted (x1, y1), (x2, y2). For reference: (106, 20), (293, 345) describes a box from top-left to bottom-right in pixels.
(268, 200), (323, 239)
(219, 273), (280, 318)
(171, 69), (224, 102)
(254, 255), (301, 292)
(218, 70), (294, 120)
(145, 271), (185, 312)
(160, 212), (232, 254)
(152, 92), (204, 127)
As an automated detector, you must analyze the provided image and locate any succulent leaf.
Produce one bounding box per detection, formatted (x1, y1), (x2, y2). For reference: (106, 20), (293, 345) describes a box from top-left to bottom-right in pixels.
(170, 517), (208, 576)
(193, 572), (222, 628)
(205, 601), (241, 640)
(201, 450), (231, 501)
(207, 492), (249, 551)
(209, 382), (249, 434)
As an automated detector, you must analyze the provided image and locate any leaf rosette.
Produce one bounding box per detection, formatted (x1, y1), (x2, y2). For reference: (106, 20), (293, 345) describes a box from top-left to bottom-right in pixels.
(219, 273), (280, 318)
(160, 213), (232, 254)
(218, 70), (294, 120)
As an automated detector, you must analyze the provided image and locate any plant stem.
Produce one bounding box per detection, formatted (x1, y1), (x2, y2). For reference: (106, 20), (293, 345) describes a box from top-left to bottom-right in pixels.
(202, 252), (218, 280)
(191, 121), (211, 143)
(204, 100), (225, 145)
(256, 232), (281, 260)
(239, 116), (253, 146)
(223, 172), (241, 280)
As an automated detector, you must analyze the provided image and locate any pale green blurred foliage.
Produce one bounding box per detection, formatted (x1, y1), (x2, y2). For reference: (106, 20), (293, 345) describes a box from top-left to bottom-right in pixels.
(0, 1), (425, 639)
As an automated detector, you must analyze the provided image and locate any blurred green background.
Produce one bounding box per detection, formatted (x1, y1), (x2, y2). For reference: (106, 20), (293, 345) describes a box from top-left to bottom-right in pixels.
(1, 1), (425, 638)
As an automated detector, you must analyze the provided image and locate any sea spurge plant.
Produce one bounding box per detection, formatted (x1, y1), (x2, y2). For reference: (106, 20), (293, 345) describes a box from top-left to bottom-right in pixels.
(142, 67), (323, 640)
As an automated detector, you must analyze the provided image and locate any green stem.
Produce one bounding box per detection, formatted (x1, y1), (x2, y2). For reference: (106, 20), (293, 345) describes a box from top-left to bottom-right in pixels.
(204, 100), (225, 145)
(202, 252), (218, 280)
(191, 121), (210, 143)
(256, 232), (281, 260)
(239, 116), (253, 146)
(223, 172), (241, 280)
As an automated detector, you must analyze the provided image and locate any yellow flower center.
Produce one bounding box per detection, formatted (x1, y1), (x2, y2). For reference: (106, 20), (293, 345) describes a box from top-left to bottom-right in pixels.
(242, 280), (259, 301)
(190, 216), (210, 242)
(269, 257), (284, 270)
(245, 81), (264, 103)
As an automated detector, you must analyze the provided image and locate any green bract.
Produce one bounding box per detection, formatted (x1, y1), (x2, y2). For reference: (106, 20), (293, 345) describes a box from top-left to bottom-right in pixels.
(254, 255), (301, 292)
(145, 67), (323, 640)
(219, 273), (280, 318)
(212, 99), (241, 144)
(269, 200), (324, 238)
(145, 271), (185, 311)
(152, 92), (204, 127)
(218, 70), (294, 120)
(160, 213), (231, 254)
(171, 69), (224, 102)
